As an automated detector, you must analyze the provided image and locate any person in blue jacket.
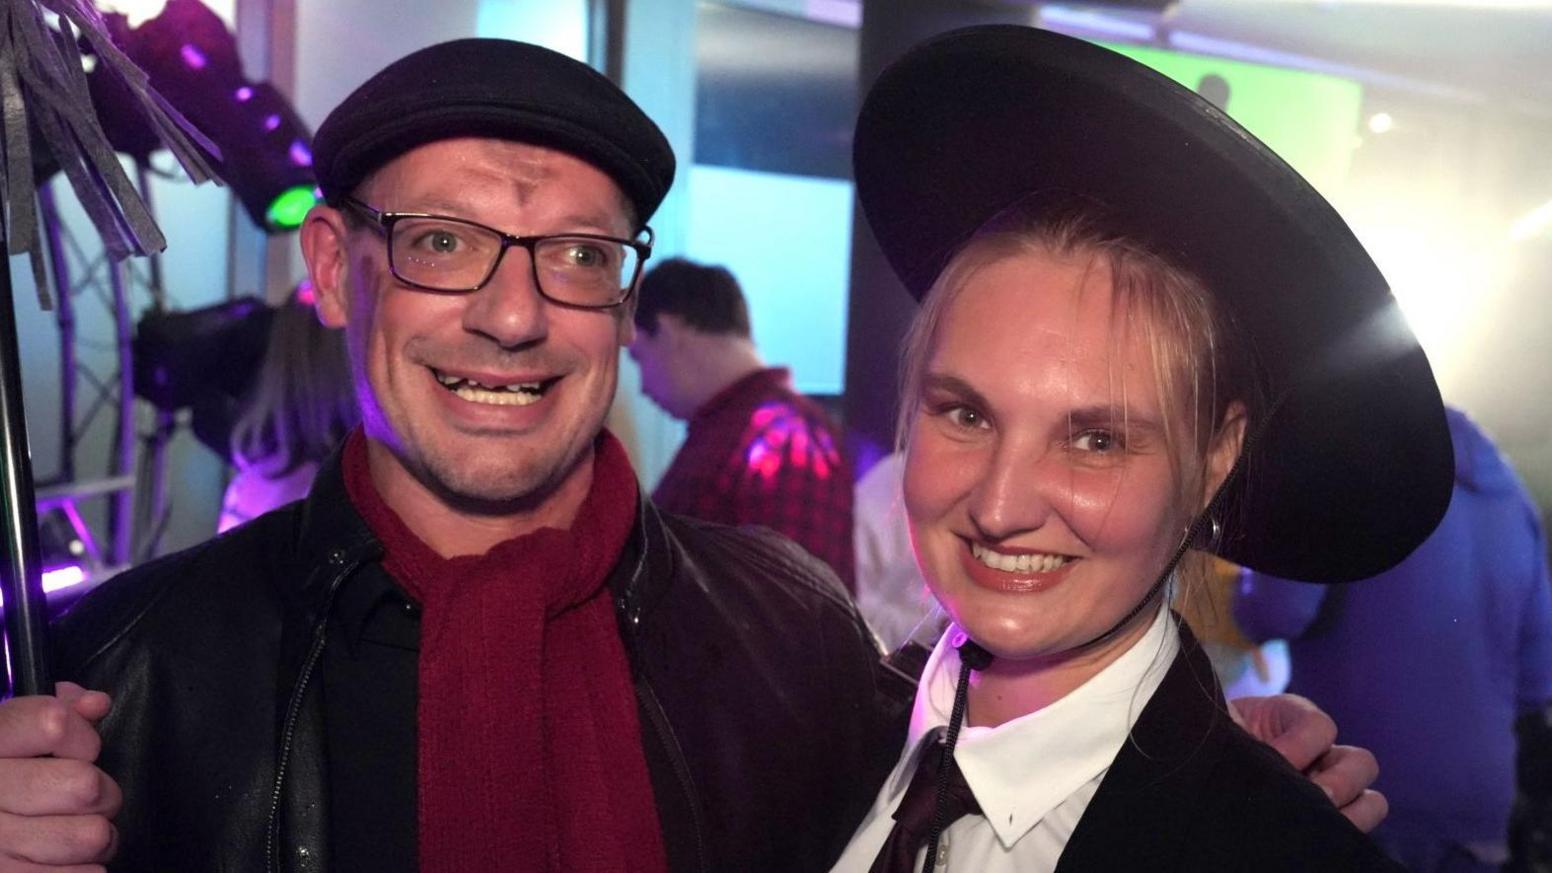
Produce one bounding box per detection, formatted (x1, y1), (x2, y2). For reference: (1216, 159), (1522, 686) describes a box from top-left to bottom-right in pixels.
(1237, 406), (1552, 873)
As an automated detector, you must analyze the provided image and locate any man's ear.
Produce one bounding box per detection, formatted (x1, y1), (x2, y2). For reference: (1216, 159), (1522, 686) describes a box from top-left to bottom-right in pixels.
(1201, 401), (1248, 510)
(300, 204), (352, 328)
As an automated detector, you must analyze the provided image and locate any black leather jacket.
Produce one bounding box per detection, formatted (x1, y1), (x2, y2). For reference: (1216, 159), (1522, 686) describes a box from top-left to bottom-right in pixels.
(53, 454), (910, 873)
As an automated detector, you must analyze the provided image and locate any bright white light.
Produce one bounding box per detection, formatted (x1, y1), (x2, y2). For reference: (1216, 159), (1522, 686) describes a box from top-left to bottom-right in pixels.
(1368, 112), (1395, 134)
(1510, 199), (1552, 242)
(1364, 228), (1502, 393)
(96, 0), (169, 28)
(1316, 0), (1552, 6)
(0, 565), (87, 607)
(43, 565), (86, 593)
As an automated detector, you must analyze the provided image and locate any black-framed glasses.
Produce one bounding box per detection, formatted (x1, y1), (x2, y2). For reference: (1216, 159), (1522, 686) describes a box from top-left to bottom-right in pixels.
(341, 196), (652, 309)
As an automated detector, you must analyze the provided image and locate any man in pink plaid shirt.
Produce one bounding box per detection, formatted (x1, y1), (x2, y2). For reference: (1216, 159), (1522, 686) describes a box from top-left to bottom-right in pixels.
(628, 258), (855, 591)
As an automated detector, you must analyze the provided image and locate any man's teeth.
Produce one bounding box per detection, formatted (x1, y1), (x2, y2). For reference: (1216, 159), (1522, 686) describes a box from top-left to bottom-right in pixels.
(970, 542), (1070, 573)
(434, 371), (546, 406)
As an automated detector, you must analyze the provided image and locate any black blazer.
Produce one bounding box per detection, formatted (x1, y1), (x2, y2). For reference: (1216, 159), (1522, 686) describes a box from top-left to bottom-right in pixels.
(1055, 624), (1405, 872)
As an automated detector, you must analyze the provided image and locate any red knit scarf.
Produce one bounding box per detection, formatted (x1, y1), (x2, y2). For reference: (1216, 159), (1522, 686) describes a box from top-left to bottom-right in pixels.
(342, 429), (667, 873)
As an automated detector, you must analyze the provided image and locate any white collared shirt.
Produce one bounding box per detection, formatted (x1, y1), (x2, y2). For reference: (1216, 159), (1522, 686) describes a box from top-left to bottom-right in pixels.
(830, 606), (1179, 873)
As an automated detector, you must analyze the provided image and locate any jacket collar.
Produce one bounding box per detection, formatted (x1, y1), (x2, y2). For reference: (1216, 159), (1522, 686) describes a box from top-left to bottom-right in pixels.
(1054, 621), (1230, 871)
(292, 444), (382, 601)
(688, 366), (791, 426)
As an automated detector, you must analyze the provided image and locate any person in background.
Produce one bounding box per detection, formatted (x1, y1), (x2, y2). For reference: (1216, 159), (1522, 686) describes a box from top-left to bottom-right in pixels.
(629, 257), (855, 589)
(856, 450), (924, 649)
(1237, 406), (1552, 873)
(217, 284), (358, 532)
(854, 451), (938, 651)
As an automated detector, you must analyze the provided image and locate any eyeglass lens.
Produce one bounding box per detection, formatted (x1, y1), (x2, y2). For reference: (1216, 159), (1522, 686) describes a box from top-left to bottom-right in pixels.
(389, 216), (639, 306)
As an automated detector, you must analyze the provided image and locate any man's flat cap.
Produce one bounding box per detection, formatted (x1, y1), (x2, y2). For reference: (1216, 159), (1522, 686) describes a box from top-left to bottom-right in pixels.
(312, 39), (675, 224)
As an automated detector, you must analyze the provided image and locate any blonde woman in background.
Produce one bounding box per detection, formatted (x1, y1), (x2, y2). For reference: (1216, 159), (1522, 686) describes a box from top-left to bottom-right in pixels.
(219, 286), (357, 532)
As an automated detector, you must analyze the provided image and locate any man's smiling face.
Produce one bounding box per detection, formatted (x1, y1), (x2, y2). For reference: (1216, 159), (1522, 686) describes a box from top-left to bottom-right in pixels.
(314, 137), (637, 511)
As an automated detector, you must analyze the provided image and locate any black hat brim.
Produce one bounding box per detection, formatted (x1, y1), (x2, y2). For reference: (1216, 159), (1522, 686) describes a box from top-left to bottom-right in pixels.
(853, 25), (1452, 583)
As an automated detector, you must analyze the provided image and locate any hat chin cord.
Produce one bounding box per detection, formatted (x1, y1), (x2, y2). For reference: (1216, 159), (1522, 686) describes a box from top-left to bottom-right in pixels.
(917, 446), (1253, 873)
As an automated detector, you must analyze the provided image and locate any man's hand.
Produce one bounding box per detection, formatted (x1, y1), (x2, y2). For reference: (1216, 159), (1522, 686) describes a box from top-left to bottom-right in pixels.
(1229, 693), (1389, 832)
(0, 682), (121, 872)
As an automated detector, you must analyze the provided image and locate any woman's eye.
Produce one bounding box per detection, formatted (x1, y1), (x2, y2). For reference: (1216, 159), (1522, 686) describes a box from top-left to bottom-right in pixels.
(1072, 429), (1120, 453)
(946, 406), (986, 430)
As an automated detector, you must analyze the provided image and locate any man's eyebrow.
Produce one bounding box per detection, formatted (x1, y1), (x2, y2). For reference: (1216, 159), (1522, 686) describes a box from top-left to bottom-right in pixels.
(553, 213), (628, 235)
(398, 197), (475, 215)
(379, 201), (627, 235)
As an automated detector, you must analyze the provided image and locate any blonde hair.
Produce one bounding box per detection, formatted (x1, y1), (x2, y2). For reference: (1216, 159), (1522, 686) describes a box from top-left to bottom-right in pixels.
(230, 297), (358, 477)
(896, 205), (1258, 591)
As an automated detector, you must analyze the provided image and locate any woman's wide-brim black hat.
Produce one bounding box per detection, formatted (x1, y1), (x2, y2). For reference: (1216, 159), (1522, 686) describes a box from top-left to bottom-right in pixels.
(854, 25), (1452, 583)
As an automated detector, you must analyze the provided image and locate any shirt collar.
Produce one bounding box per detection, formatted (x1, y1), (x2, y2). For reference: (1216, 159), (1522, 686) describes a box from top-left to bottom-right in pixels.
(689, 366), (791, 425)
(898, 606), (1179, 849)
(331, 563), (417, 651)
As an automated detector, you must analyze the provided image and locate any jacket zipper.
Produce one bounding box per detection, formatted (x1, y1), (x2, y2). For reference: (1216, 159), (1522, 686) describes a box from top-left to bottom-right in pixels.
(636, 676), (710, 873)
(266, 551), (358, 873)
(265, 511), (703, 872)
(622, 502), (708, 872)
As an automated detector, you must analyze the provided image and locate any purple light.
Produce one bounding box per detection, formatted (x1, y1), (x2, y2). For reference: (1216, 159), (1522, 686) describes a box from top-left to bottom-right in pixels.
(0, 565), (86, 606)
(264, 114), (281, 132)
(288, 139), (313, 167)
(180, 44), (207, 70)
(235, 86), (253, 102)
(740, 402), (840, 487)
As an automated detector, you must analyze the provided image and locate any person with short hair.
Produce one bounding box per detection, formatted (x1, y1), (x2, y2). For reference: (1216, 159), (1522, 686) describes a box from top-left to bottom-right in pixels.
(630, 257), (855, 589)
(0, 40), (892, 873)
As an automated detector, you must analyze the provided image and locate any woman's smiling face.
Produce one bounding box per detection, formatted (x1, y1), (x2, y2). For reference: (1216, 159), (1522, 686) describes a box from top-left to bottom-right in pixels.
(903, 247), (1198, 663)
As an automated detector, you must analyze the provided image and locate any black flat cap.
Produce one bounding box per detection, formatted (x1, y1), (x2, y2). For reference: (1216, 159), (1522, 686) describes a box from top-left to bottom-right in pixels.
(312, 39), (675, 225)
(854, 25), (1453, 583)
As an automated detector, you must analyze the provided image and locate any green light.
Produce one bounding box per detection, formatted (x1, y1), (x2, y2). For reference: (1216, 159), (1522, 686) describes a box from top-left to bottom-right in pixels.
(265, 186), (318, 230)
(1100, 43), (1362, 198)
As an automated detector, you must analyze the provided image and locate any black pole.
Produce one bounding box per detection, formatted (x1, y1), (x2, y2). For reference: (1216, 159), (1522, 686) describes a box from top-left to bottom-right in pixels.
(39, 183), (76, 485)
(0, 250), (51, 697)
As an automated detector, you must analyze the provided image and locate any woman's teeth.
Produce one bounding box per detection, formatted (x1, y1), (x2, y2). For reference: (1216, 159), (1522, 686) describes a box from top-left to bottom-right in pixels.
(970, 542), (1070, 573)
(435, 371), (546, 406)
